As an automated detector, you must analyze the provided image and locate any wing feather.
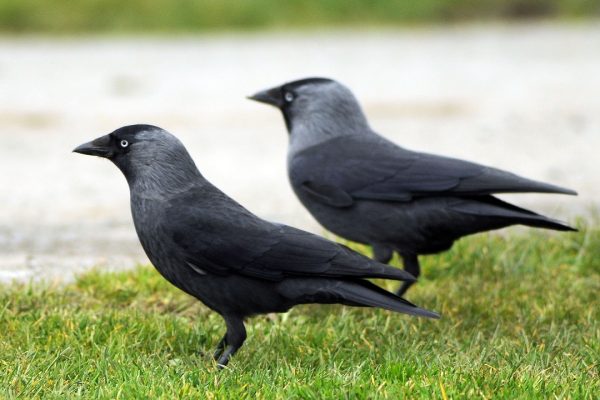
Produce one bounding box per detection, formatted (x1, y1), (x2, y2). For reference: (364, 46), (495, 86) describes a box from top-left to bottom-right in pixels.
(164, 187), (414, 281)
(290, 135), (576, 207)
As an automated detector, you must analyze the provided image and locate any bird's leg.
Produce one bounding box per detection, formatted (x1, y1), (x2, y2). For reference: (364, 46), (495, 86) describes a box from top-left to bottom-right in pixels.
(372, 244), (393, 264)
(213, 335), (227, 360)
(216, 316), (247, 369)
(396, 253), (420, 297)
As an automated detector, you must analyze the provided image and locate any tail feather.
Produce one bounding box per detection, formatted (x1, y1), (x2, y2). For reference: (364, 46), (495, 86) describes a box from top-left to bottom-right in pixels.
(330, 245), (418, 281)
(450, 196), (577, 232)
(279, 278), (439, 319)
(334, 280), (439, 319)
(518, 216), (576, 232)
(462, 168), (578, 196)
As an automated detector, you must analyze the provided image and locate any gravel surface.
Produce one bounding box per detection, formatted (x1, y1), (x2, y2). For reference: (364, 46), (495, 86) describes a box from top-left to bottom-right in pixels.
(1, 22), (598, 282)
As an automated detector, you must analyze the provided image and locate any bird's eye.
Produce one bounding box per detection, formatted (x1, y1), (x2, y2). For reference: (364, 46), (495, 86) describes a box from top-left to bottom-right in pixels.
(284, 92), (294, 102)
(120, 140), (129, 148)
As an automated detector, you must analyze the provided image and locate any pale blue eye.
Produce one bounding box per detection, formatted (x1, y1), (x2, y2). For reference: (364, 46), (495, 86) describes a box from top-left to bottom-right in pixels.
(120, 140), (129, 148)
(284, 92), (294, 102)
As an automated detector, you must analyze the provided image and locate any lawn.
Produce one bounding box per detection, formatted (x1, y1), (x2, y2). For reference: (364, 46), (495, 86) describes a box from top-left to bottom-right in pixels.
(1, 222), (598, 399)
(1, 0), (599, 34)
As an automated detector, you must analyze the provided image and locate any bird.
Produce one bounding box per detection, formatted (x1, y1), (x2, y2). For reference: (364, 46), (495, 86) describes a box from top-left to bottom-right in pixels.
(248, 77), (577, 296)
(73, 124), (439, 368)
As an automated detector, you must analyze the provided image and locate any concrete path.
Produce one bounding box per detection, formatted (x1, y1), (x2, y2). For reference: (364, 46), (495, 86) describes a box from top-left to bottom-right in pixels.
(1, 22), (598, 282)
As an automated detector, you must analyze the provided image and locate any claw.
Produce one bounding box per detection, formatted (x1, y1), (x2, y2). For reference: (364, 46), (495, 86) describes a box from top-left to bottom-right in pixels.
(213, 336), (227, 360)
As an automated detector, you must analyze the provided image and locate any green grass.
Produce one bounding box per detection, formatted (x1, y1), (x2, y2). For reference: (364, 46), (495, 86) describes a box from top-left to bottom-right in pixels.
(1, 223), (598, 398)
(0, 0), (599, 34)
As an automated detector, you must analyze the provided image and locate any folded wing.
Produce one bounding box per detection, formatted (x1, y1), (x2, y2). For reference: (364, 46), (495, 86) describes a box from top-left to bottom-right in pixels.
(290, 135), (576, 207)
(164, 187), (416, 281)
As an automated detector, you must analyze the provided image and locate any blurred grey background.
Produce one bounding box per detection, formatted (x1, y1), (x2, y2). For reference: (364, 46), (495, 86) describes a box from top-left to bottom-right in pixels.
(0, 1), (598, 282)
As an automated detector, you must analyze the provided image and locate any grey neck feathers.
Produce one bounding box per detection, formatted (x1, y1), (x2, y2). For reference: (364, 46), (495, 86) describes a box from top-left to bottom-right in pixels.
(120, 143), (203, 198)
(288, 89), (371, 154)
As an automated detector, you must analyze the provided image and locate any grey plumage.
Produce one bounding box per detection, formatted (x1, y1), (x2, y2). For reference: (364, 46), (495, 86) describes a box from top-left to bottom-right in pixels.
(249, 77), (577, 296)
(73, 124), (438, 368)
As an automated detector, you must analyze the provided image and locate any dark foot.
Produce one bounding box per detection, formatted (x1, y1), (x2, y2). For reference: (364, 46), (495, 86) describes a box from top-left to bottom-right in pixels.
(216, 346), (236, 369)
(213, 336), (227, 360)
(395, 253), (421, 297)
(372, 244), (393, 264)
(215, 316), (247, 369)
(395, 281), (414, 297)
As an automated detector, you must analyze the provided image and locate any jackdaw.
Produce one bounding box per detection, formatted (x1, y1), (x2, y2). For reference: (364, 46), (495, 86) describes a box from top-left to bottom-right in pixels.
(249, 77), (577, 296)
(73, 124), (438, 368)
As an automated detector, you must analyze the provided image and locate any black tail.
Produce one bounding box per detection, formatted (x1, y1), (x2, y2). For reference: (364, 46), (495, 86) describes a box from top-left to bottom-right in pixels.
(334, 280), (439, 319)
(280, 278), (439, 319)
(450, 195), (577, 232)
(517, 215), (576, 232)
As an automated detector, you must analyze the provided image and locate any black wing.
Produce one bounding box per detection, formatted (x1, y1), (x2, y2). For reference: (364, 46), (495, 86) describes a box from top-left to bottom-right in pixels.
(163, 187), (415, 281)
(290, 135), (576, 206)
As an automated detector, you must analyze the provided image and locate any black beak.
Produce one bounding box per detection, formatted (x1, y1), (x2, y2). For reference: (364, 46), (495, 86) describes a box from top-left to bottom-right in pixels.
(73, 134), (113, 158)
(247, 86), (283, 108)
